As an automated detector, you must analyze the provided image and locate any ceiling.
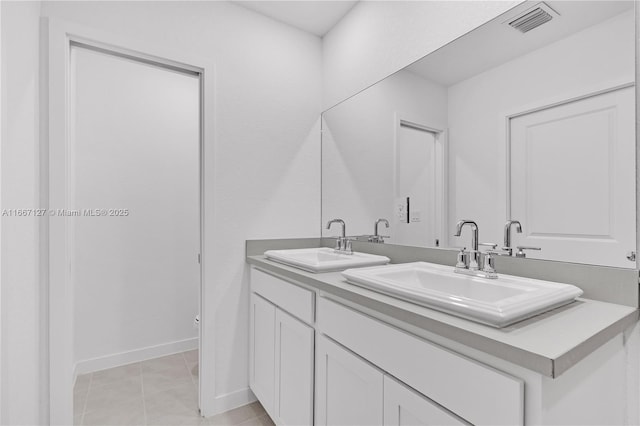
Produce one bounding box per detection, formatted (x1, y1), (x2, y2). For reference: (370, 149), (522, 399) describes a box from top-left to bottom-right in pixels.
(235, 1), (358, 37)
(406, 0), (634, 86)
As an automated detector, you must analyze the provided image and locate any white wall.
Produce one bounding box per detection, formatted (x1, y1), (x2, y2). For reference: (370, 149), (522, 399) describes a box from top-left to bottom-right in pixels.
(42, 0), (322, 416)
(322, 69), (447, 240)
(0, 1), (44, 425)
(447, 10), (635, 248)
(322, 0), (521, 109)
(1, 0), (322, 421)
(71, 47), (200, 371)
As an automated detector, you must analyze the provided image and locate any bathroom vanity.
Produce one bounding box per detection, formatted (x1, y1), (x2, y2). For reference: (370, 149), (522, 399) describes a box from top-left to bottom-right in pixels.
(246, 239), (639, 426)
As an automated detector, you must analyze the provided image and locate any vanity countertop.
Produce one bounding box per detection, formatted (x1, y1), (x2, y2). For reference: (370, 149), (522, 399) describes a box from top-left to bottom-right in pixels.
(247, 253), (638, 378)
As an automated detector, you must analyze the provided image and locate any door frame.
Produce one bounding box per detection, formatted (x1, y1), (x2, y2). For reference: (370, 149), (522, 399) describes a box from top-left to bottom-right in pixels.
(393, 112), (448, 247)
(498, 79), (635, 261)
(42, 18), (216, 424)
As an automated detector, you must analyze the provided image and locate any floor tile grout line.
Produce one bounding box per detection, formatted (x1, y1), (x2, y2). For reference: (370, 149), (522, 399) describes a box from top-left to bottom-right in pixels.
(182, 351), (197, 388)
(76, 350), (201, 426)
(140, 362), (149, 426)
(183, 350), (204, 423)
(79, 372), (93, 425)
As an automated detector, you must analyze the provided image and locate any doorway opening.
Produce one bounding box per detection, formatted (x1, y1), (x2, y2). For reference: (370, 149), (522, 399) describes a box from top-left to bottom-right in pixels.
(68, 42), (202, 424)
(45, 24), (208, 424)
(393, 117), (447, 248)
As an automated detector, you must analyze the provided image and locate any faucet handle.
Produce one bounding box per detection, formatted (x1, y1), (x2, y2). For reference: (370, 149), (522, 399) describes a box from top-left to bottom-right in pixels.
(515, 246), (541, 258)
(482, 250), (498, 274)
(455, 247), (468, 269)
(344, 239), (353, 254)
(478, 242), (498, 250)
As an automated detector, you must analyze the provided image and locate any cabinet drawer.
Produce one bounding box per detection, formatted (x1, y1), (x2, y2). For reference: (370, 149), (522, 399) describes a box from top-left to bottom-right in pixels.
(251, 267), (314, 324)
(318, 297), (524, 426)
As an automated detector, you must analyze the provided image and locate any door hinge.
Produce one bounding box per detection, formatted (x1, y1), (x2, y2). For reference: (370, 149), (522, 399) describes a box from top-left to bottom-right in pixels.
(198, 253), (201, 264)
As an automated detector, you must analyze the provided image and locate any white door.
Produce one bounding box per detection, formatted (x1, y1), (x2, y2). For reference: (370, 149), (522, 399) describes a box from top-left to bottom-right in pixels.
(315, 335), (384, 426)
(510, 86), (635, 267)
(250, 293), (276, 413)
(393, 123), (437, 247)
(274, 309), (314, 426)
(383, 376), (469, 426)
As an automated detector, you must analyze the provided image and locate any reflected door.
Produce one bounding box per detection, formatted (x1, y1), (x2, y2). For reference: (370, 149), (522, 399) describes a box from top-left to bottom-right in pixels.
(510, 86), (635, 267)
(394, 123), (437, 247)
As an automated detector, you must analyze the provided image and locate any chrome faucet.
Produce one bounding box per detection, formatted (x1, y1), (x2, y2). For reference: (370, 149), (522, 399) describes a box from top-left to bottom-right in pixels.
(503, 220), (522, 256)
(453, 220), (499, 278)
(326, 218), (346, 238)
(326, 219), (352, 254)
(369, 218), (390, 243)
(454, 220), (479, 270)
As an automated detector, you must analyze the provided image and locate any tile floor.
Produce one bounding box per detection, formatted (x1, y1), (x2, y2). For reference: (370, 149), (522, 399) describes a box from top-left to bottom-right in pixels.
(74, 350), (274, 426)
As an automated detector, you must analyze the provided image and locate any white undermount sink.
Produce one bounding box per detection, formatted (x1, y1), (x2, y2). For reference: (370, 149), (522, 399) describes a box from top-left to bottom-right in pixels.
(342, 262), (583, 327)
(264, 247), (390, 273)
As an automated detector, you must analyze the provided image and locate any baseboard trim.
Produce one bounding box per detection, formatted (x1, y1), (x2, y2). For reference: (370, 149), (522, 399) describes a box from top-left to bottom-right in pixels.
(203, 387), (256, 417)
(74, 337), (198, 378)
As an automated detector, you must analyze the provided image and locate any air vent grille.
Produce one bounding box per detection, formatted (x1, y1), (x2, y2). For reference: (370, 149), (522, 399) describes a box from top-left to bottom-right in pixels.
(508, 6), (554, 33)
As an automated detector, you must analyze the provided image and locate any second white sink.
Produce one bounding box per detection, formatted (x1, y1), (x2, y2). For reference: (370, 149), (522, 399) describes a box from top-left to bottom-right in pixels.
(342, 262), (583, 327)
(264, 247), (390, 273)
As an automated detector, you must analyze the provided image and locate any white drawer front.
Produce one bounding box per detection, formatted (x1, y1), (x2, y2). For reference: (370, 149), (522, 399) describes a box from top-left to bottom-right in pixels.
(318, 297), (524, 426)
(251, 267), (314, 324)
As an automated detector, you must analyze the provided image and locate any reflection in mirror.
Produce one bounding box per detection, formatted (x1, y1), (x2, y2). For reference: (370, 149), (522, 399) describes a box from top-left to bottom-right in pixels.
(321, 1), (636, 268)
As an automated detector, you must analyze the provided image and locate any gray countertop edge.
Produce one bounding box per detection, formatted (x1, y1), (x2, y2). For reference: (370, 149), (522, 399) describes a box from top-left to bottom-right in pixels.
(246, 255), (639, 378)
(553, 309), (639, 376)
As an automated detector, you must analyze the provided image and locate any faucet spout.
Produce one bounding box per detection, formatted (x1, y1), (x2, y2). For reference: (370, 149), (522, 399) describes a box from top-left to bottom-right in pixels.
(374, 218), (389, 237)
(326, 218), (346, 238)
(503, 220), (522, 255)
(454, 220), (478, 252)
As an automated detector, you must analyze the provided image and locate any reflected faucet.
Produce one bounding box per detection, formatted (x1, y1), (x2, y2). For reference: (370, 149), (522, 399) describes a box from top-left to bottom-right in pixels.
(454, 220), (479, 270)
(326, 219), (351, 254)
(370, 218), (390, 243)
(503, 220), (522, 256)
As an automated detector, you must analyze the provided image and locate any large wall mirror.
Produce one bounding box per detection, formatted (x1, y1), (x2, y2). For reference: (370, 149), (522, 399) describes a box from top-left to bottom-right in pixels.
(322, 1), (636, 268)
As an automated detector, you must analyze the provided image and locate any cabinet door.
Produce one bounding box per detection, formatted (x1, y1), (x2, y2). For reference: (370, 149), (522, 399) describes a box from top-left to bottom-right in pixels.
(315, 335), (383, 426)
(384, 376), (469, 426)
(274, 309), (314, 426)
(250, 293), (276, 413)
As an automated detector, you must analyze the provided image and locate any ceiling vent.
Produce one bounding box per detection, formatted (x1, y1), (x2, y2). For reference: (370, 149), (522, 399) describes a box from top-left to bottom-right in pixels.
(506, 3), (558, 33)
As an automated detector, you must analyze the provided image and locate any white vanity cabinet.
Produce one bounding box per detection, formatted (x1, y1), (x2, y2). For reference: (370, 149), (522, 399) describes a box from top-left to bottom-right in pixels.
(249, 269), (315, 426)
(274, 309), (314, 426)
(249, 293), (277, 412)
(383, 376), (469, 426)
(317, 297), (523, 426)
(315, 334), (383, 425)
(315, 334), (467, 426)
(248, 263), (636, 426)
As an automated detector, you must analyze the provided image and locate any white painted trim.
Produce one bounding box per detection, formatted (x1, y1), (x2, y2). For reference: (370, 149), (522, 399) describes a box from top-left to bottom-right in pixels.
(636, 2), (640, 271)
(0, 2), (3, 422)
(393, 112), (448, 247)
(213, 387), (257, 416)
(44, 17), (217, 424)
(74, 337), (198, 377)
(499, 79), (635, 225)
